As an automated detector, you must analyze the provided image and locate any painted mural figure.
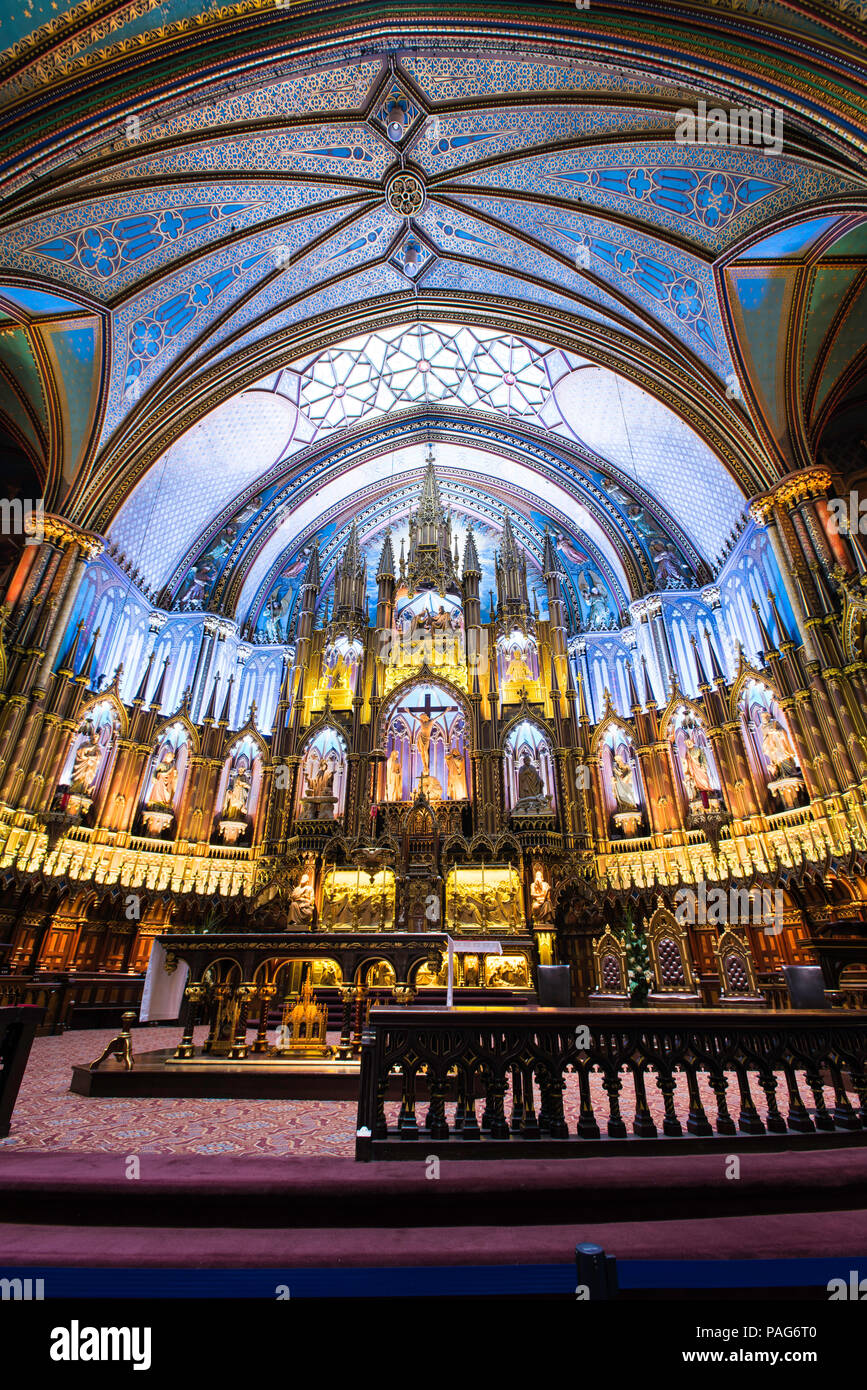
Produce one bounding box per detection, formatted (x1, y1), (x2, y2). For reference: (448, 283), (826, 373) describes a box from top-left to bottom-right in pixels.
(148, 751), (178, 807)
(611, 752), (640, 810)
(386, 749), (403, 801)
(759, 709), (799, 779)
(70, 724), (103, 793)
(445, 742), (468, 800)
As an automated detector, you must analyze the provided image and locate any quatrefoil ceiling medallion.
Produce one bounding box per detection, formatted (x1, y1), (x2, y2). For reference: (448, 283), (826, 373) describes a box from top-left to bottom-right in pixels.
(386, 171), (426, 217)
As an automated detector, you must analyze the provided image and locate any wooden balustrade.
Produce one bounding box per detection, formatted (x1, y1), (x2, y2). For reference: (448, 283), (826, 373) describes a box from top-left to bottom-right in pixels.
(0, 1006), (45, 1136)
(356, 1006), (867, 1160)
(0, 972), (144, 1033)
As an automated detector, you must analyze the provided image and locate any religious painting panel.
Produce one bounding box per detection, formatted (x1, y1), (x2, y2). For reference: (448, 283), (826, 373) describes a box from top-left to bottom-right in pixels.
(380, 681), (469, 804)
(484, 953), (531, 988)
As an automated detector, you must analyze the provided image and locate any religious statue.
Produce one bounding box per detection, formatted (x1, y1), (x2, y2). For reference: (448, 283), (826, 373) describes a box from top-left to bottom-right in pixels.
(287, 862), (316, 926)
(445, 742), (468, 800)
(530, 867), (554, 924)
(650, 541), (683, 587)
(505, 649), (533, 685)
(759, 709), (799, 779)
(415, 710), (434, 777)
(70, 723), (103, 794)
(611, 751), (640, 811)
(224, 764), (251, 818)
(148, 751), (178, 807)
(517, 753), (543, 800)
(512, 752), (553, 817)
(386, 748), (403, 801)
(680, 728), (714, 802)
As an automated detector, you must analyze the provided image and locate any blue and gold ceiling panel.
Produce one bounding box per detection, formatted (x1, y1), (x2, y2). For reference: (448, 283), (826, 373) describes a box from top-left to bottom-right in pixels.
(401, 55), (685, 104)
(415, 108), (675, 177)
(454, 193), (730, 372)
(85, 124), (393, 186)
(6, 185), (342, 297)
(453, 144), (843, 253)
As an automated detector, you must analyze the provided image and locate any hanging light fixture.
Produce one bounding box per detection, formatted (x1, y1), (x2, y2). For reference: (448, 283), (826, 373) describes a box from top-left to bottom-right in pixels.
(404, 241), (420, 275)
(387, 99), (408, 142)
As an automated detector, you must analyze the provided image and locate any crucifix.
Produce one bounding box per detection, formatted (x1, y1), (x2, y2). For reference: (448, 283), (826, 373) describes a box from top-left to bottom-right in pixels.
(404, 690), (459, 779)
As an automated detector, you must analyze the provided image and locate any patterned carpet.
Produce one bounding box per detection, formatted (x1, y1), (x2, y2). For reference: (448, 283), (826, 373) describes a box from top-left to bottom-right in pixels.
(0, 1025), (854, 1159)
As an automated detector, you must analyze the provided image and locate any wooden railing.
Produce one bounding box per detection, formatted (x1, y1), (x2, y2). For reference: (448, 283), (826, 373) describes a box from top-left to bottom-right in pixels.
(356, 1007), (867, 1160)
(0, 972), (144, 1032)
(0, 1006), (45, 1137)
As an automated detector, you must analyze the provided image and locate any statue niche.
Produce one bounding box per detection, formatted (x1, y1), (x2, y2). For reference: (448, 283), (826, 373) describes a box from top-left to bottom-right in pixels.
(381, 683), (469, 805)
(140, 724), (189, 837)
(504, 719), (556, 820)
(297, 728), (347, 823)
(57, 700), (118, 817)
(743, 680), (805, 810)
(600, 725), (644, 838)
(669, 708), (725, 819)
(215, 734), (262, 845)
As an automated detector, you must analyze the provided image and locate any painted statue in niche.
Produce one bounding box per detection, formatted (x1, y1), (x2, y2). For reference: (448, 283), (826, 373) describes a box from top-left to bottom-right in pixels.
(504, 720), (556, 817)
(148, 751), (178, 807)
(445, 741), (469, 800)
(382, 684), (468, 803)
(758, 709), (799, 779)
(297, 728), (347, 821)
(70, 723), (103, 795)
(669, 709), (723, 814)
(60, 701), (118, 815)
(223, 758), (252, 818)
(386, 748), (403, 801)
(287, 858), (316, 927)
(745, 681), (804, 808)
(601, 727), (644, 837)
(141, 725), (188, 835)
(530, 865), (555, 924)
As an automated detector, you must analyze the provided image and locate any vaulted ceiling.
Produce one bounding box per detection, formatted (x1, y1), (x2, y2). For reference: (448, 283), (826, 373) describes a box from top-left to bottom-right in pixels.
(1, 1), (865, 626)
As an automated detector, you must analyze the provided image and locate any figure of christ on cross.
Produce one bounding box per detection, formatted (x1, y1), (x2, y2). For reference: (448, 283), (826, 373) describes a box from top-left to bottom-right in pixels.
(403, 690), (459, 787)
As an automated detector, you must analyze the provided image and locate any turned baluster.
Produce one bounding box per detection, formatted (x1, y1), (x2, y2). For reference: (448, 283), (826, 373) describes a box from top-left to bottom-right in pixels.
(756, 1067), (787, 1133)
(733, 1061), (766, 1134)
(684, 1062), (713, 1136)
(251, 985), (275, 1055)
(654, 1070), (682, 1137)
(706, 1071), (736, 1135)
(575, 1062), (600, 1139)
(510, 1065), (525, 1132)
(425, 1070), (449, 1139)
(631, 1064), (657, 1138)
(803, 1060), (836, 1131)
(173, 983), (203, 1059)
(520, 1064), (540, 1139)
(398, 1067), (418, 1139)
(601, 1066), (627, 1138)
(782, 1062), (815, 1133)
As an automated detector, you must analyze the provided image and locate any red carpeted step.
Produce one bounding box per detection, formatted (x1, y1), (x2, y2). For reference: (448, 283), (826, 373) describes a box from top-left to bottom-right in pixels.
(1, 1209), (866, 1266)
(0, 1147), (865, 1228)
